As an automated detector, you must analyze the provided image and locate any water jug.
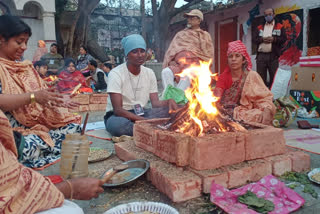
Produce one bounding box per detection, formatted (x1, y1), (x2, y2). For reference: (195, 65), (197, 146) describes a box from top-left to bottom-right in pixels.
(60, 133), (89, 179)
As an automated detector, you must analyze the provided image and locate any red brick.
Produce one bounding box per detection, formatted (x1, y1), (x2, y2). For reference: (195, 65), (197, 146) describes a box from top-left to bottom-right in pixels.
(250, 159), (272, 182)
(149, 160), (202, 202)
(78, 105), (89, 112)
(190, 167), (228, 193)
(245, 126), (286, 160)
(287, 150), (310, 172)
(89, 104), (100, 111)
(154, 130), (190, 166)
(114, 141), (138, 161)
(68, 106), (79, 113)
(91, 93), (108, 97)
(189, 132), (245, 170)
(89, 94), (108, 104)
(98, 104), (107, 111)
(115, 141), (202, 202)
(135, 118), (170, 125)
(226, 159), (272, 189)
(72, 94), (90, 105)
(227, 162), (253, 188)
(264, 154), (292, 176)
(134, 122), (157, 153)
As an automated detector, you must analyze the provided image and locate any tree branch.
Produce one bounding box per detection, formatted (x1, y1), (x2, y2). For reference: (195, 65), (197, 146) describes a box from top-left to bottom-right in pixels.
(169, 0), (204, 18)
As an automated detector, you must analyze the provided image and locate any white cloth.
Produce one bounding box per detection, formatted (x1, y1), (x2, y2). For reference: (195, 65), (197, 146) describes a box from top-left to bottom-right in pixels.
(91, 68), (108, 84)
(107, 63), (158, 110)
(258, 21), (274, 53)
(35, 200), (84, 214)
(161, 67), (191, 91)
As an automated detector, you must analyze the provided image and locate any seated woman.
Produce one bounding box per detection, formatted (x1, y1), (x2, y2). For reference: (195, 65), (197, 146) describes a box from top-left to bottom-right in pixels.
(57, 58), (92, 93)
(0, 15), (81, 168)
(214, 40), (275, 125)
(0, 108), (104, 214)
(76, 46), (94, 77)
(105, 34), (179, 137)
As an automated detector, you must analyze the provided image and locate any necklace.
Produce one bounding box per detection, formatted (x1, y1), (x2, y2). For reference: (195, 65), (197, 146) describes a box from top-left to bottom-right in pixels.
(128, 70), (141, 100)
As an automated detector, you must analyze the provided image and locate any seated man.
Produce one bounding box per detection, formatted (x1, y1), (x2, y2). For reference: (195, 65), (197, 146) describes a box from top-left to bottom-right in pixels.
(214, 40), (276, 125)
(0, 109), (104, 213)
(88, 59), (108, 91)
(104, 34), (179, 137)
(162, 9), (213, 92)
(161, 51), (199, 91)
(40, 43), (64, 75)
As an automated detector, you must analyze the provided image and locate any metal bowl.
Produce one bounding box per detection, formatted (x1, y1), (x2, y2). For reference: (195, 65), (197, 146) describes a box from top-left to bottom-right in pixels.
(100, 159), (150, 187)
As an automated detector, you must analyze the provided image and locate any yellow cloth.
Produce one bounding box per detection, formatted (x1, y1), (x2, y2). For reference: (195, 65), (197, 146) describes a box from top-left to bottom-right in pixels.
(0, 110), (64, 214)
(0, 57), (81, 147)
(163, 28), (214, 68)
(233, 70), (276, 124)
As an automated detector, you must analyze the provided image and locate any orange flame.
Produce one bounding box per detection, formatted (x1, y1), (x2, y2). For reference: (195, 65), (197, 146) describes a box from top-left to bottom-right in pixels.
(176, 59), (243, 136)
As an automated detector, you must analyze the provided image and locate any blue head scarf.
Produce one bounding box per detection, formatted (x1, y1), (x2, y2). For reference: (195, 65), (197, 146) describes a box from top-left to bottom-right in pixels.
(121, 34), (146, 56)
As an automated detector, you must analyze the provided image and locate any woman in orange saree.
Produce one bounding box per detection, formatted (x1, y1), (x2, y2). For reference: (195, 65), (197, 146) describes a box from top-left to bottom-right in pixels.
(0, 15), (81, 168)
(214, 40), (275, 125)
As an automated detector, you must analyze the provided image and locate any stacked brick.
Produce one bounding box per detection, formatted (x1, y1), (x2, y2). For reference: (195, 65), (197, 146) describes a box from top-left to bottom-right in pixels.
(113, 118), (311, 202)
(70, 93), (108, 112)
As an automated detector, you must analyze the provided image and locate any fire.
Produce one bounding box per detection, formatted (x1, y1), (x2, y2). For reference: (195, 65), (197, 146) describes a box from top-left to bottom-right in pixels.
(168, 59), (245, 136)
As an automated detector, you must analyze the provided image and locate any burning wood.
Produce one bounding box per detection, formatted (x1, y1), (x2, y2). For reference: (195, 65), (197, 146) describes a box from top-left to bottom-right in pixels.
(159, 60), (246, 136)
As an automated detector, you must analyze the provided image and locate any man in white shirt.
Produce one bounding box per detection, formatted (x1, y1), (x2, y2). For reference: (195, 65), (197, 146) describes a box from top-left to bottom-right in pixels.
(104, 34), (179, 137)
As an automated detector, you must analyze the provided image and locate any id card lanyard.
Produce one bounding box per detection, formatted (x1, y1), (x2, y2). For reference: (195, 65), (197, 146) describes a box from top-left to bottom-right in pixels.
(128, 70), (141, 100)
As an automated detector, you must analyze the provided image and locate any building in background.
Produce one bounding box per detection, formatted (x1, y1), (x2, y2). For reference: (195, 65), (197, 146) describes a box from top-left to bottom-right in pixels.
(0, 0), (56, 60)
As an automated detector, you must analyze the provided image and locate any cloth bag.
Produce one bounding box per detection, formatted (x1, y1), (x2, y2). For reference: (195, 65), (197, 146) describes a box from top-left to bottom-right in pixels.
(162, 85), (188, 105)
(273, 97), (297, 128)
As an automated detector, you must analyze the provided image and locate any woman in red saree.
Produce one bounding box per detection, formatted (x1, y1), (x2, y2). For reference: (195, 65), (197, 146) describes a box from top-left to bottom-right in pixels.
(57, 58), (92, 93)
(214, 40), (275, 125)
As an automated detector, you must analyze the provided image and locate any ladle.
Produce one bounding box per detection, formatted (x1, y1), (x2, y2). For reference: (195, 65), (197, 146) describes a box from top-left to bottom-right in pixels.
(100, 164), (129, 184)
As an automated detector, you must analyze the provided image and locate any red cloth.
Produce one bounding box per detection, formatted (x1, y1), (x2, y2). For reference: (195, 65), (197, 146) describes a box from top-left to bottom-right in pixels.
(216, 69), (233, 90)
(226, 40), (252, 72)
(57, 70), (88, 93)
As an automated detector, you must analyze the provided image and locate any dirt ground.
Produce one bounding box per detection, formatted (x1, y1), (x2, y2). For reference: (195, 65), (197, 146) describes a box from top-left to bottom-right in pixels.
(40, 114), (320, 214)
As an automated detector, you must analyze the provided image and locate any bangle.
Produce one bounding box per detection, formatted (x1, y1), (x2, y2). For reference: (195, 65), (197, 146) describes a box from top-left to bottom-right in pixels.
(65, 180), (73, 200)
(30, 93), (36, 104)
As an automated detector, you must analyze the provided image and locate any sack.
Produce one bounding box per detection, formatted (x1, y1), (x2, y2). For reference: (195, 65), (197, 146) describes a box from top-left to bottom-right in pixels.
(271, 68), (291, 99)
(162, 85), (188, 105)
(272, 97), (297, 128)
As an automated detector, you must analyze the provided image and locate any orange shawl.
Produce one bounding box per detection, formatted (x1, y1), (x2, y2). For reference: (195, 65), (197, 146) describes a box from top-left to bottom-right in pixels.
(0, 110), (64, 214)
(233, 70), (276, 124)
(0, 57), (81, 147)
(163, 28), (214, 68)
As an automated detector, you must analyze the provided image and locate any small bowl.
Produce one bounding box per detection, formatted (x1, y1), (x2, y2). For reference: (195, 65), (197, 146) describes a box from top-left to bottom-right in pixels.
(103, 201), (179, 214)
(100, 159), (150, 187)
(308, 168), (320, 184)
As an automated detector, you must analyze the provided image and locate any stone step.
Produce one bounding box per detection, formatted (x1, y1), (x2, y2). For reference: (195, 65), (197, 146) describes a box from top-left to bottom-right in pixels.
(115, 141), (310, 200)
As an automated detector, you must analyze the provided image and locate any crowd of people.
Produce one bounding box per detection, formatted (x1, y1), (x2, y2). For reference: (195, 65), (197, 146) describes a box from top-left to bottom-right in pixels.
(0, 7), (282, 213)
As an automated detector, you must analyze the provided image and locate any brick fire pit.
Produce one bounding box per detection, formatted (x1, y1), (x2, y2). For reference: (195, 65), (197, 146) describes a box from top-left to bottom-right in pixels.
(134, 118), (286, 170)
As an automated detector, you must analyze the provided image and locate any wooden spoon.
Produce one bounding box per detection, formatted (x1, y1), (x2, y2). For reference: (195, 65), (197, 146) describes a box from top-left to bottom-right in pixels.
(100, 164), (129, 184)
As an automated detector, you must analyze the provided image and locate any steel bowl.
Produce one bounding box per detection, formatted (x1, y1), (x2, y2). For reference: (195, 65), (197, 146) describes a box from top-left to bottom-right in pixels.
(100, 159), (150, 187)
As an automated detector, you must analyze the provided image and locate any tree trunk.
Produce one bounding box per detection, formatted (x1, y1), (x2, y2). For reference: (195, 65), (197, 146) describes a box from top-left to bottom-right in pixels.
(140, 0), (146, 40)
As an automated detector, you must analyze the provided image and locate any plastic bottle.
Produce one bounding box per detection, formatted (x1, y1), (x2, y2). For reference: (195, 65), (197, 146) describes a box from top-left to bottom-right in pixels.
(60, 133), (90, 179)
